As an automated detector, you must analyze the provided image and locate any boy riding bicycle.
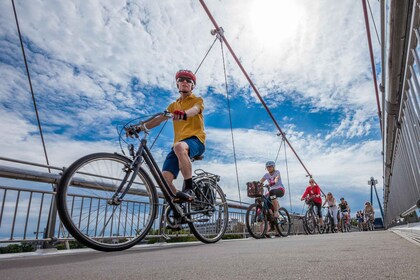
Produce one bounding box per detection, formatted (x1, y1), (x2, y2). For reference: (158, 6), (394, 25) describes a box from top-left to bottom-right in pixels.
(129, 69), (205, 203)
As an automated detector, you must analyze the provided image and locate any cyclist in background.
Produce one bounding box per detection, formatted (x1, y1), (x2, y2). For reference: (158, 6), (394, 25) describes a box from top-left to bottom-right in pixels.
(259, 161), (286, 219)
(356, 210), (364, 230)
(301, 178), (323, 228)
(130, 70), (205, 203)
(338, 197), (350, 227)
(363, 201), (375, 227)
(322, 192), (338, 231)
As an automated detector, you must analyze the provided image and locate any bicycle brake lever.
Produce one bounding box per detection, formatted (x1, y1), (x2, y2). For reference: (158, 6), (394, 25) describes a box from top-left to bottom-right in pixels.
(163, 110), (172, 118)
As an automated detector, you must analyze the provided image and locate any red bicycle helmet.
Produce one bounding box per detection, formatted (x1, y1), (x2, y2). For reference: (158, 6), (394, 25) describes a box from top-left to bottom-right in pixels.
(175, 70), (196, 85)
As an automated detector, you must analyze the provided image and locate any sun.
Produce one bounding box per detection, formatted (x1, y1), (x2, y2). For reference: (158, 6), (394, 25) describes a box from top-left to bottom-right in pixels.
(248, 0), (303, 50)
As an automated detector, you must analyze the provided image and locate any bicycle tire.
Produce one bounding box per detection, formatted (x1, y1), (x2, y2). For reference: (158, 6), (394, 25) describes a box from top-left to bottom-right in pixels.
(319, 216), (327, 234)
(245, 203), (267, 239)
(330, 215), (337, 233)
(56, 152), (158, 252)
(302, 216), (309, 235)
(341, 217), (349, 233)
(188, 183), (228, 243)
(304, 209), (317, 235)
(275, 207), (291, 237)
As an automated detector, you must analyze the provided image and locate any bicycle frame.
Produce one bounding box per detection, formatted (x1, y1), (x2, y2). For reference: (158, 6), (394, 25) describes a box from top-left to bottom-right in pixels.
(255, 186), (276, 215)
(306, 200), (318, 220)
(113, 121), (206, 222)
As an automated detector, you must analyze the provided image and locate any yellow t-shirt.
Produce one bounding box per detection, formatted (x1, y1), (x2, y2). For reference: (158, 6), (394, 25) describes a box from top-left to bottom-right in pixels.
(167, 93), (206, 145)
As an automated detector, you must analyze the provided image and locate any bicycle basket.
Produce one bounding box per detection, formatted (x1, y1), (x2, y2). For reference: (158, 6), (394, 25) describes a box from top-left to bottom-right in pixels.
(246, 181), (263, 198)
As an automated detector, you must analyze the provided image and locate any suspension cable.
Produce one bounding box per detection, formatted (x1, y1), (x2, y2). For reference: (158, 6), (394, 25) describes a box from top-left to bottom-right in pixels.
(283, 137), (293, 212)
(274, 138), (284, 164)
(199, 0), (312, 177)
(149, 120), (168, 150)
(194, 37), (219, 75)
(11, 0), (51, 173)
(367, 0), (381, 46)
(274, 136), (293, 211)
(220, 40), (242, 205)
(362, 0), (382, 133)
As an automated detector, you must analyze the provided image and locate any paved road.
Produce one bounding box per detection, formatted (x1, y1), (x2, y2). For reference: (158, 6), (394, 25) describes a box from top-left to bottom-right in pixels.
(1, 231), (419, 280)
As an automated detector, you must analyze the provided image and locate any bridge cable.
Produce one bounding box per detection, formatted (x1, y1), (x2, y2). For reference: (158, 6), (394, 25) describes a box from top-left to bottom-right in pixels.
(11, 0), (51, 173)
(194, 37), (219, 75)
(198, 0), (312, 177)
(219, 39), (242, 205)
(361, 0), (382, 133)
(274, 136), (293, 212)
(367, 0), (381, 46)
(283, 138), (293, 212)
(149, 120), (168, 150)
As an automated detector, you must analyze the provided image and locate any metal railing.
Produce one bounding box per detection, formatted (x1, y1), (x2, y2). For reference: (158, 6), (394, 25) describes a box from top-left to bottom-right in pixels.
(383, 0), (420, 227)
(0, 157), (303, 247)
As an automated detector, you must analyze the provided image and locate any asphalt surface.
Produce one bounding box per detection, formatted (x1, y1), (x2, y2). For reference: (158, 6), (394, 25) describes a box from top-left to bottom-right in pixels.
(1, 230), (419, 280)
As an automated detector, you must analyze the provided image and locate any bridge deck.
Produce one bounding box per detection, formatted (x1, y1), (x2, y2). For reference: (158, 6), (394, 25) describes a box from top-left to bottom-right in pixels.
(0, 231), (419, 280)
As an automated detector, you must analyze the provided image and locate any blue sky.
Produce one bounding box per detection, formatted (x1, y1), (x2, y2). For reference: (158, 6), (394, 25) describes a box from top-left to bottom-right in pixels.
(0, 0), (384, 217)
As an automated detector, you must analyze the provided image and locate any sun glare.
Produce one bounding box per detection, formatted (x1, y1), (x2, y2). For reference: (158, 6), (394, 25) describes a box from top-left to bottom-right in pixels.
(248, 0), (303, 49)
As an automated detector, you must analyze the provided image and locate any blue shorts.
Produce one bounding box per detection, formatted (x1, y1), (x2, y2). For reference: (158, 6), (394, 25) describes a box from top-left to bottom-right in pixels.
(162, 136), (205, 179)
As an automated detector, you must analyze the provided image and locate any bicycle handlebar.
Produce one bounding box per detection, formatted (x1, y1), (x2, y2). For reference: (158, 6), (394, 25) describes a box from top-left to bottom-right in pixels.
(124, 111), (172, 138)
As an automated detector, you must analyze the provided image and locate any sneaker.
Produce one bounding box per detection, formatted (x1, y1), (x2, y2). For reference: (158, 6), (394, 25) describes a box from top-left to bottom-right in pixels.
(173, 189), (195, 203)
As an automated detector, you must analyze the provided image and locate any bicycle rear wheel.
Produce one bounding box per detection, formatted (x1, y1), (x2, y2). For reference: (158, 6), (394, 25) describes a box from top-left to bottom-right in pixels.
(56, 153), (158, 251)
(188, 183), (228, 243)
(275, 207), (291, 237)
(246, 203), (267, 239)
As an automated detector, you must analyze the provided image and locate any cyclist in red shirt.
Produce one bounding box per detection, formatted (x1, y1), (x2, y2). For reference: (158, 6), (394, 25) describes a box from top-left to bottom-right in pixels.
(300, 178), (323, 227)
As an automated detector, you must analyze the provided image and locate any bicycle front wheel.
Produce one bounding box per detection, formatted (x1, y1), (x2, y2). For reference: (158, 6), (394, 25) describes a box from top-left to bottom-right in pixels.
(56, 152), (158, 251)
(275, 207), (291, 237)
(304, 209), (317, 235)
(188, 184), (228, 243)
(245, 203), (267, 239)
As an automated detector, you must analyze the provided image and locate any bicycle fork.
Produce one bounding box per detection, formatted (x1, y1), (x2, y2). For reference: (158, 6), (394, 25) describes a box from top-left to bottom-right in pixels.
(108, 148), (145, 205)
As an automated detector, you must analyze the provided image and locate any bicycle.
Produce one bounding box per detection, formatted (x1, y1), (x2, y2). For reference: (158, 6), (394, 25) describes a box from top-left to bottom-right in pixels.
(338, 211), (350, 232)
(56, 111), (229, 251)
(245, 182), (291, 239)
(319, 206), (337, 234)
(364, 213), (374, 231)
(302, 196), (321, 235)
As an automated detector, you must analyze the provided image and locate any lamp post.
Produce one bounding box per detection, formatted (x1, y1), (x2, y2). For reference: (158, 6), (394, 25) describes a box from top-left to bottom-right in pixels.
(368, 177), (384, 221)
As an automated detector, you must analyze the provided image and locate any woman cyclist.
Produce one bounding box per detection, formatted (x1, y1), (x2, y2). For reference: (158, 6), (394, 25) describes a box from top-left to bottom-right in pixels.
(301, 178), (323, 228)
(259, 161), (285, 220)
(322, 192), (338, 231)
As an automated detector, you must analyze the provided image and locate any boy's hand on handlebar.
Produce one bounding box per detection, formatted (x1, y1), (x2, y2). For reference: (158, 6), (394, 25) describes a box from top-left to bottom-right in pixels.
(172, 110), (187, 121)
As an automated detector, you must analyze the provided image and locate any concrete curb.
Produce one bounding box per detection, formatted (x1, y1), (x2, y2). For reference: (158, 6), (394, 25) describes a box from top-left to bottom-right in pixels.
(0, 238), (250, 260)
